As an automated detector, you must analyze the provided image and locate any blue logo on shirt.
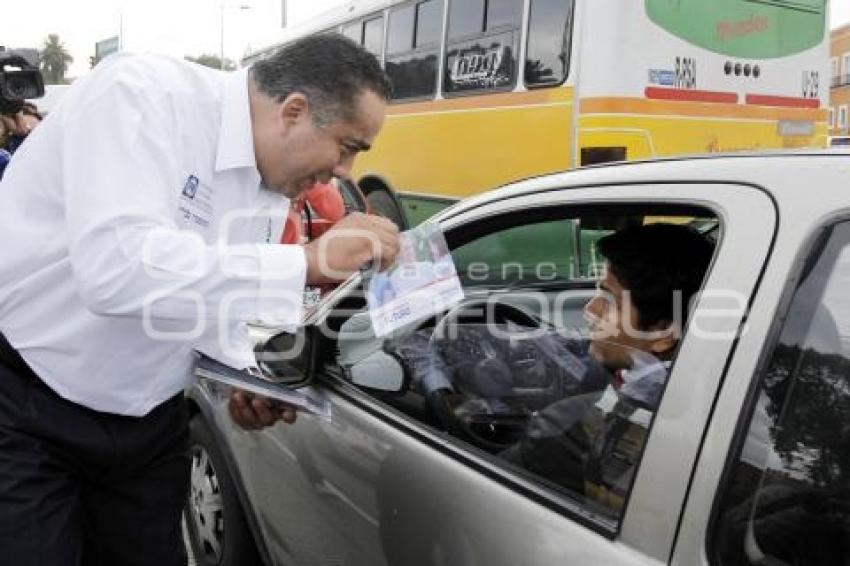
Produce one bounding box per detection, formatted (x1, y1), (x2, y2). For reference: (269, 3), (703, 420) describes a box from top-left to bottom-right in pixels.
(182, 175), (199, 199)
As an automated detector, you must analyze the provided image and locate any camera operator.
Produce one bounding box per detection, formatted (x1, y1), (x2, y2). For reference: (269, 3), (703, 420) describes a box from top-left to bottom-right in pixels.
(0, 51), (44, 181)
(0, 101), (42, 180)
(2, 101), (42, 150)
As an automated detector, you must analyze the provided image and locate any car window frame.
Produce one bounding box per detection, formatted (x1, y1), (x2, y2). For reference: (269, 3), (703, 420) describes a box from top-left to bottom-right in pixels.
(704, 218), (850, 565)
(300, 181), (776, 555)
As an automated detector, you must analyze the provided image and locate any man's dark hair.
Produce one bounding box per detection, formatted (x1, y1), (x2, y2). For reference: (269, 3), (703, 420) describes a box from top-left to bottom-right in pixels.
(597, 223), (714, 329)
(250, 33), (392, 127)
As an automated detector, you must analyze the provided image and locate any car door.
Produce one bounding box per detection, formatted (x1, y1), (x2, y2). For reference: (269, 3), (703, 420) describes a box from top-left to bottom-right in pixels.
(675, 211), (850, 565)
(212, 179), (776, 566)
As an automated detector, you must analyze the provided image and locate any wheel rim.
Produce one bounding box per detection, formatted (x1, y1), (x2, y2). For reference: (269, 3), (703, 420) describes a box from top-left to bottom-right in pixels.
(189, 444), (225, 562)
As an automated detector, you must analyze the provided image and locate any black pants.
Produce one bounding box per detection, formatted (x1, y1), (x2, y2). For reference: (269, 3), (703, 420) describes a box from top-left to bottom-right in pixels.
(0, 333), (190, 566)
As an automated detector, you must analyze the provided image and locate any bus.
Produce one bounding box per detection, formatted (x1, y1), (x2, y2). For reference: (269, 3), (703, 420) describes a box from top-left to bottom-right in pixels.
(245, 0), (830, 226)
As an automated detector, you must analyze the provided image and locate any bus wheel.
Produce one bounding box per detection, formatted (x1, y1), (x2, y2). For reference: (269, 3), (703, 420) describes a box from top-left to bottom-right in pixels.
(366, 188), (408, 230)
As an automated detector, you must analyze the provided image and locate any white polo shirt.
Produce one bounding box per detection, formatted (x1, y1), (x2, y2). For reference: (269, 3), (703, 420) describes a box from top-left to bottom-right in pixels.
(0, 53), (306, 416)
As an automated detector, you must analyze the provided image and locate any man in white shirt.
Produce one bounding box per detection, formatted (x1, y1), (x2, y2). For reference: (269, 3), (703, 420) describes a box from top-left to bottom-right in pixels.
(0, 34), (398, 565)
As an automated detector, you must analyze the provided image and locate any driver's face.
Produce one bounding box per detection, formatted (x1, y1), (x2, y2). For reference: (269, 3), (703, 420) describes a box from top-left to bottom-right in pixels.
(583, 265), (673, 370)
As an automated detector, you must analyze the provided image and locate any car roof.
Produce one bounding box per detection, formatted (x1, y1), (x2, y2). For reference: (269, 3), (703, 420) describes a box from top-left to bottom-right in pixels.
(436, 150), (850, 222)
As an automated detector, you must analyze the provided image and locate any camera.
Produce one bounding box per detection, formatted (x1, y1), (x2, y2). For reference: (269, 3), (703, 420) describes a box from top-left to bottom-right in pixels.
(0, 51), (44, 114)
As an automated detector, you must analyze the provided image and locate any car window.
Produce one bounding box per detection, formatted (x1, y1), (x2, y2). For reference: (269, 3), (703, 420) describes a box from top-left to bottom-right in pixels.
(452, 218), (592, 286)
(450, 212), (701, 287)
(713, 221), (850, 565)
(334, 206), (719, 529)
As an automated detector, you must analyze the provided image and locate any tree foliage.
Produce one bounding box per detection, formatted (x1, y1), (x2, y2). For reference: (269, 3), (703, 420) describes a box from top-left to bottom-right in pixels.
(39, 34), (74, 85)
(764, 344), (850, 488)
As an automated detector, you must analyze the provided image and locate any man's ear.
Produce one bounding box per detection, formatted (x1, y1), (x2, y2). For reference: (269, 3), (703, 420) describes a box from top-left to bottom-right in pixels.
(278, 92), (309, 126)
(648, 322), (678, 356)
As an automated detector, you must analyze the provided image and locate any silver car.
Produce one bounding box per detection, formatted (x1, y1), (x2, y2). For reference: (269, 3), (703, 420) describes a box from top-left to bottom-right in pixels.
(184, 151), (850, 566)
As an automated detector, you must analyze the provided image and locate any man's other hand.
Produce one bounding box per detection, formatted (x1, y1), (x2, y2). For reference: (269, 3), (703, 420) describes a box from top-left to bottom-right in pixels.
(1, 112), (33, 136)
(228, 389), (297, 430)
(304, 212), (400, 283)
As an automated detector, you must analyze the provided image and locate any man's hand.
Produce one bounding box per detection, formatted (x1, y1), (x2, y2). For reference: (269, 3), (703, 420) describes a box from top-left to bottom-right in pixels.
(304, 212), (399, 284)
(228, 389), (297, 430)
(1, 112), (33, 136)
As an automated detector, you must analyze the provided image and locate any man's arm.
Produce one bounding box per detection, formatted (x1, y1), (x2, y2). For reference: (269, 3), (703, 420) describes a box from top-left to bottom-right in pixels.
(58, 77), (309, 328)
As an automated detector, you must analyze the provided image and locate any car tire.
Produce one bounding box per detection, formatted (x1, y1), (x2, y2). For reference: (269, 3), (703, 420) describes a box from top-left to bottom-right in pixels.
(366, 188), (408, 229)
(184, 414), (261, 566)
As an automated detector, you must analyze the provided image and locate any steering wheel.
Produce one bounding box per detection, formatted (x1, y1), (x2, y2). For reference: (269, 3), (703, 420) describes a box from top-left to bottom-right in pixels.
(424, 298), (544, 452)
(429, 297), (541, 342)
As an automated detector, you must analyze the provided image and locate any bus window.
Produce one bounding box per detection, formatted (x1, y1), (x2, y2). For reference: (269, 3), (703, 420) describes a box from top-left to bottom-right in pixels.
(364, 16), (384, 58)
(444, 0), (520, 95)
(486, 0), (522, 32)
(416, 0), (442, 47)
(386, 1), (442, 101)
(341, 21), (361, 44)
(525, 0), (574, 87)
(448, 0), (486, 40)
(387, 5), (415, 55)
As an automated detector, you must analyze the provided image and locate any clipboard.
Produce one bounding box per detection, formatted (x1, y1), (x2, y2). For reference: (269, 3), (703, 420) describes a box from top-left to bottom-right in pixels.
(194, 352), (331, 421)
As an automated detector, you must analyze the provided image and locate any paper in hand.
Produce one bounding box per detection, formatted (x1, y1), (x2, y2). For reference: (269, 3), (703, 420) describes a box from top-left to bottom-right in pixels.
(364, 222), (464, 337)
(194, 353), (331, 420)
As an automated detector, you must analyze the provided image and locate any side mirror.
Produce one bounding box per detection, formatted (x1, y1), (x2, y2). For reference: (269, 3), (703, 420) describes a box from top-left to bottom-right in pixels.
(255, 326), (316, 386)
(337, 178), (368, 214)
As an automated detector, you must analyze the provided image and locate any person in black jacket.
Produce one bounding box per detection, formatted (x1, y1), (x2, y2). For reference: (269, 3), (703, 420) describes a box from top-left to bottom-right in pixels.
(501, 223), (714, 514)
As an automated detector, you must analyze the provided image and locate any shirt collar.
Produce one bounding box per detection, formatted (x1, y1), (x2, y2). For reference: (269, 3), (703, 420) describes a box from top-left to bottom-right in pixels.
(215, 68), (259, 177)
(616, 360), (671, 409)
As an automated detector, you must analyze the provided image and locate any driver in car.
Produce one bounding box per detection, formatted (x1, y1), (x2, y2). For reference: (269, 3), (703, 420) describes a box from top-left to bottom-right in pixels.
(499, 223), (714, 511)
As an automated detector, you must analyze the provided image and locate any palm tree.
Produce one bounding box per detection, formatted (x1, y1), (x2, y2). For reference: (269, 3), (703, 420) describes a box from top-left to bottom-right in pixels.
(40, 34), (74, 85)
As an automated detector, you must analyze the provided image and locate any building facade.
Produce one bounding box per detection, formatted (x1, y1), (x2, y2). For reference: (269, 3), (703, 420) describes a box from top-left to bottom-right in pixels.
(830, 24), (850, 140)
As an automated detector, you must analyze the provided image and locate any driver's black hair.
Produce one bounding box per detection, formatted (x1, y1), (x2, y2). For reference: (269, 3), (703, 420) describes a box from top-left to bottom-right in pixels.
(597, 223), (714, 330)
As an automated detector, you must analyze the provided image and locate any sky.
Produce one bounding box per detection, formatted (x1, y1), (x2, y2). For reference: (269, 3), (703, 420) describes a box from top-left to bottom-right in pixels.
(1, 0), (849, 79)
(0, 0), (347, 78)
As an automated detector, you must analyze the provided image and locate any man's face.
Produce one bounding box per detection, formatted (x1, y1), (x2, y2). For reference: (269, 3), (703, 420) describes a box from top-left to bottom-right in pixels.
(583, 264), (675, 370)
(255, 89), (386, 198)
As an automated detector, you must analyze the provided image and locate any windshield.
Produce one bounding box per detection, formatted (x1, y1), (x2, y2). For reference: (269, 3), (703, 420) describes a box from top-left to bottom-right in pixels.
(645, 0), (826, 59)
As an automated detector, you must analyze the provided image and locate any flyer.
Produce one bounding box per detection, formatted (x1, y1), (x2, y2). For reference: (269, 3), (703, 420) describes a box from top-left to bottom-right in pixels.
(365, 222), (464, 337)
(194, 353), (332, 420)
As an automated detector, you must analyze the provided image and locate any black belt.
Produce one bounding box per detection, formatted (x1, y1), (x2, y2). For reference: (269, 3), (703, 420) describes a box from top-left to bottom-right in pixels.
(0, 331), (39, 380)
